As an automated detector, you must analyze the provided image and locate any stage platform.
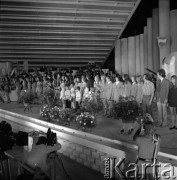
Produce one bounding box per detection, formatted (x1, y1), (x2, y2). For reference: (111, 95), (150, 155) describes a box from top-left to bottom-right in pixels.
(0, 102), (177, 156)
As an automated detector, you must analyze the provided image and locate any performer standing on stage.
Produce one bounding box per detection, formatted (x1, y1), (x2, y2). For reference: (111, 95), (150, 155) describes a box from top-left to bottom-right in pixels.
(136, 75), (143, 107)
(105, 76), (113, 118)
(14, 77), (21, 103)
(36, 76), (43, 99)
(99, 74), (107, 114)
(142, 74), (155, 117)
(155, 69), (170, 127)
(122, 74), (131, 98)
(168, 75), (177, 130)
(4, 76), (11, 103)
(131, 76), (138, 100)
(112, 75), (124, 102)
(26, 77), (31, 93)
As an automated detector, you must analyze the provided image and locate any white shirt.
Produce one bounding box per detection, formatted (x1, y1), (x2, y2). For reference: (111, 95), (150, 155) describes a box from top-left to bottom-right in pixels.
(65, 89), (71, 100)
(76, 91), (81, 102)
(70, 87), (76, 97)
(83, 87), (90, 99)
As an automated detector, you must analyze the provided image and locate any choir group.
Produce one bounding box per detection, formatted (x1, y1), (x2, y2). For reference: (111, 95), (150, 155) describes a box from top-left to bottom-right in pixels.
(0, 68), (177, 130)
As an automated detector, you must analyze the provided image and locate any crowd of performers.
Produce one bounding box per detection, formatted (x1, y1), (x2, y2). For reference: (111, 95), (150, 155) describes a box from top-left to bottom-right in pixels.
(0, 69), (156, 115)
(0, 67), (177, 131)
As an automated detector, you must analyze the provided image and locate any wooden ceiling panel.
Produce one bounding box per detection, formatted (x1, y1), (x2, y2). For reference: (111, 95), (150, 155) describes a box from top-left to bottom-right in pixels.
(0, 0), (141, 66)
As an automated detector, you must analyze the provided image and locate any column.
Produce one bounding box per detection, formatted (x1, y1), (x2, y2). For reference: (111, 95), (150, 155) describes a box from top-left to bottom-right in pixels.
(24, 61), (28, 73)
(152, 8), (160, 72)
(121, 38), (128, 75)
(140, 34), (145, 75)
(144, 26), (148, 72)
(170, 9), (177, 52)
(159, 0), (170, 67)
(115, 39), (122, 74)
(147, 18), (153, 70)
(135, 35), (141, 75)
(128, 36), (136, 76)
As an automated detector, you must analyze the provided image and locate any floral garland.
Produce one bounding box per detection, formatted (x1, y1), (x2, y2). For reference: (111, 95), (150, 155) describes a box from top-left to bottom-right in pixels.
(76, 112), (96, 131)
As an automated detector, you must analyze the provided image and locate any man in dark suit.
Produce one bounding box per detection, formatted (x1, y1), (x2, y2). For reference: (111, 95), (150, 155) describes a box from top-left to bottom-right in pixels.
(155, 69), (170, 127)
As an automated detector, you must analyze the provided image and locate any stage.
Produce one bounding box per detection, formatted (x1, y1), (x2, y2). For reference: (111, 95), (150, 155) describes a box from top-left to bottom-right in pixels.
(1, 102), (177, 156)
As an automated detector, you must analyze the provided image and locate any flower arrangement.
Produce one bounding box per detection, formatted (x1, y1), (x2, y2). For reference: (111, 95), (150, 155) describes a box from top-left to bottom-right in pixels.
(76, 112), (96, 131)
(56, 108), (72, 126)
(19, 90), (36, 104)
(113, 96), (142, 123)
(40, 104), (52, 121)
(41, 88), (62, 107)
(81, 99), (97, 115)
(40, 105), (72, 126)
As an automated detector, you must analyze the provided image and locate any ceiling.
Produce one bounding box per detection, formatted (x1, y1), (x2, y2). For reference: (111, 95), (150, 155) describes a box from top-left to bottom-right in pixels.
(0, 0), (141, 68)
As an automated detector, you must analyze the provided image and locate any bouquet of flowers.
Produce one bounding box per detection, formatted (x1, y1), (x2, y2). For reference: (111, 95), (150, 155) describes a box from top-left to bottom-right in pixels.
(40, 105), (72, 126)
(40, 88), (63, 121)
(113, 96), (141, 123)
(76, 112), (96, 131)
(81, 99), (97, 115)
(57, 108), (72, 126)
(50, 106), (61, 119)
(41, 88), (62, 107)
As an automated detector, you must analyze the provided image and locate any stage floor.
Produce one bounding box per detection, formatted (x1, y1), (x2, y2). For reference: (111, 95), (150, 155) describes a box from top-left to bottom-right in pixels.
(0, 102), (177, 156)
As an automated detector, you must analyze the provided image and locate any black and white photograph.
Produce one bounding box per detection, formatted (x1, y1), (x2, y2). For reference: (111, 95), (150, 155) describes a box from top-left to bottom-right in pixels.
(0, 0), (177, 179)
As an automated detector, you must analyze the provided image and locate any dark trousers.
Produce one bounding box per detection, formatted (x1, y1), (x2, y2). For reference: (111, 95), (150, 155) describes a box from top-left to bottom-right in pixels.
(65, 100), (71, 108)
(76, 101), (80, 109)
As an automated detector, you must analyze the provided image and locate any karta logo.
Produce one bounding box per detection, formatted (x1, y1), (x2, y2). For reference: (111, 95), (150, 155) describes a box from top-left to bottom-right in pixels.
(104, 157), (176, 179)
